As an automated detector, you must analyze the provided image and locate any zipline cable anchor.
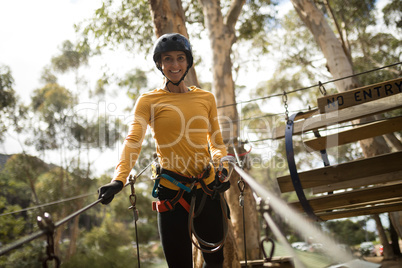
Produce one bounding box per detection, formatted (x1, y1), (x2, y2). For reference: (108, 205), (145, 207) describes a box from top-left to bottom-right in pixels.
(318, 81), (327, 96)
(37, 212), (60, 268)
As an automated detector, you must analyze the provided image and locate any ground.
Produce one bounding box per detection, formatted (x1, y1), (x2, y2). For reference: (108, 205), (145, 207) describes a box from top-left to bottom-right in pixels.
(365, 256), (402, 268)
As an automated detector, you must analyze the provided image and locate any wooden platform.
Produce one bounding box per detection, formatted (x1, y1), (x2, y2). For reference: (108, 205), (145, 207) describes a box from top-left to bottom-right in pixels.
(240, 257), (294, 267)
(275, 78), (402, 221)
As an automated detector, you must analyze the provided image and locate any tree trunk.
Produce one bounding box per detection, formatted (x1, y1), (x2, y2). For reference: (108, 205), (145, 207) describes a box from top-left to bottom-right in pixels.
(66, 198), (83, 259)
(148, 0), (258, 266)
(291, 0), (398, 260)
(148, 0), (199, 87)
(373, 215), (394, 260)
(199, 0), (260, 265)
(389, 213), (402, 256)
(290, 0), (359, 92)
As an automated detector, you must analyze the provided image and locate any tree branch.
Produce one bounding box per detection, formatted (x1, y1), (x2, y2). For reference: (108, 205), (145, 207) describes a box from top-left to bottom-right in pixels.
(224, 0), (246, 40)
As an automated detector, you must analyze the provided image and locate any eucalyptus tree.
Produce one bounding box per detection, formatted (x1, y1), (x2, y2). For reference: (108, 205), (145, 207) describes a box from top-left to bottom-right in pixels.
(26, 40), (124, 259)
(245, 0), (400, 260)
(0, 65), (28, 144)
(290, 0), (401, 260)
(77, 1), (279, 265)
(0, 65), (16, 141)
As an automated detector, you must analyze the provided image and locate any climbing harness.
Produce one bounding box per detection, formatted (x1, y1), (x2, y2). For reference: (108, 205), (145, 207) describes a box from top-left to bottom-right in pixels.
(188, 189), (229, 253)
(128, 174), (141, 268)
(151, 164), (212, 213)
(151, 156), (235, 253)
(37, 212), (60, 268)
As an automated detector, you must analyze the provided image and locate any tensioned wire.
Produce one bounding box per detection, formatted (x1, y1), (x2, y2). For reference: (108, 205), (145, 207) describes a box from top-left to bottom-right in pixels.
(246, 113), (402, 144)
(217, 62), (401, 144)
(217, 61), (401, 109)
(0, 193), (96, 217)
(2, 63), (400, 217)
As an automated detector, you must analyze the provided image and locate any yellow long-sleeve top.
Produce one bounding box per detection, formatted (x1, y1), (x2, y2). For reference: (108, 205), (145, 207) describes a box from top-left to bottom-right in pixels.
(113, 86), (227, 190)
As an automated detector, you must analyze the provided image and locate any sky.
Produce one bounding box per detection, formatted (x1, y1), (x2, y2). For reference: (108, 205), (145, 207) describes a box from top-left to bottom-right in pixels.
(0, 0), (283, 160)
(0, 0), (104, 102)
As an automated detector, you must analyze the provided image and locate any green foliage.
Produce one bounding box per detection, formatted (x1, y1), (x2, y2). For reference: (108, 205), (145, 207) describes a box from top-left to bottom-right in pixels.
(0, 196), (25, 243)
(40, 67), (58, 84)
(236, 0), (275, 53)
(0, 65), (16, 109)
(382, 0), (402, 29)
(324, 219), (376, 245)
(76, 0), (154, 53)
(324, 0), (376, 32)
(118, 68), (148, 100)
(62, 209), (160, 268)
(0, 240), (44, 268)
(51, 40), (90, 73)
(0, 157), (34, 207)
(29, 84), (75, 150)
(0, 65), (17, 141)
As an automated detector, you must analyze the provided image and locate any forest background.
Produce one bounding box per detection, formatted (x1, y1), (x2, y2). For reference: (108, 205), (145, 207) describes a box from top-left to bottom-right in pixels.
(0, 0), (401, 267)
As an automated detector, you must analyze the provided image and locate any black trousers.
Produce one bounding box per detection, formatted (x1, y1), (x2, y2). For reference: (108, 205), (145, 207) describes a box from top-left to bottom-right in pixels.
(157, 185), (225, 268)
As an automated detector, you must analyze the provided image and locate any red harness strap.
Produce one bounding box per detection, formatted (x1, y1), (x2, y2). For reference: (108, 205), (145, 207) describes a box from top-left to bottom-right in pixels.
(152, 188), (191, 213)
(152, 167), (214, 213)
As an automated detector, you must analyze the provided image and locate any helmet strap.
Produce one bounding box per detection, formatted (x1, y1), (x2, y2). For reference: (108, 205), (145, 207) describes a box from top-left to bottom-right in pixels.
(162, 68), (189, 87)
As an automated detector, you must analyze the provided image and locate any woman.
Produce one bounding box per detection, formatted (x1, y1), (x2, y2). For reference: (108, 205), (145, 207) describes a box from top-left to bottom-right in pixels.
(98, 33), (230, 267)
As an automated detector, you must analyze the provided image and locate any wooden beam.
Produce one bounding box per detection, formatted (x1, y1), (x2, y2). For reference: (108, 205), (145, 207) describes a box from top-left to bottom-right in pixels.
(273, 94), (402, 139)
(288, 183), (402, 213)
(312, 172), (402, 195)
(277, 151), (402, 193)
(304, 116), (402, 151)
(317, 77), (402, 113)
(317, 202), (402, 221)
(294, 108), (319, 120)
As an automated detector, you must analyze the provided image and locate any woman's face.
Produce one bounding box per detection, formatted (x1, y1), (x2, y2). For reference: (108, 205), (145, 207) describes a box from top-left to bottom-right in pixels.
(160, 51), (188, 83)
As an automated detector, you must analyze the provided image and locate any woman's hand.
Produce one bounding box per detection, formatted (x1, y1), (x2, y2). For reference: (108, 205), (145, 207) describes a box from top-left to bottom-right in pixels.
(98, 180), (124, 204)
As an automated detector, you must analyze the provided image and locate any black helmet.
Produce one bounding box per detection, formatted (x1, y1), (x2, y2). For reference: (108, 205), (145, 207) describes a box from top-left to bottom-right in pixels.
(153, 33), (193, 70)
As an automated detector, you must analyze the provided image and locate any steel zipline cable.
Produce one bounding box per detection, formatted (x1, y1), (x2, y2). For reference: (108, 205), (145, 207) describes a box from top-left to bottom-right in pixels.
(0, 193), (96, 217)
(217, 61), (402, 109)
(0, 198), (103, 257)
(1, 62), (400, 262)
(246, 114), (402, 145)
(0, 160), (155, 258)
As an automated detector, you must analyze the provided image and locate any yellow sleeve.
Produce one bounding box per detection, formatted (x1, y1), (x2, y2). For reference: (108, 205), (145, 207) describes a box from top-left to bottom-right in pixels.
(207, 93), (227, 167)
(112, 95), (150, 184)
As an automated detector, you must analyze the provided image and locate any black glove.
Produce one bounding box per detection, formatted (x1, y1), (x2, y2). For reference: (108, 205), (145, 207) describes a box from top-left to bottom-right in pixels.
(212, 169), (230, 199)
(98, 180), (124, 205)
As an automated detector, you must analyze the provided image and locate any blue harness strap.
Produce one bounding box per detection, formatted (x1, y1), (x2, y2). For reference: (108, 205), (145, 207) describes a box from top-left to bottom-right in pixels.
(160, 174), (192, 193)
(151, 178), (160, 198)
